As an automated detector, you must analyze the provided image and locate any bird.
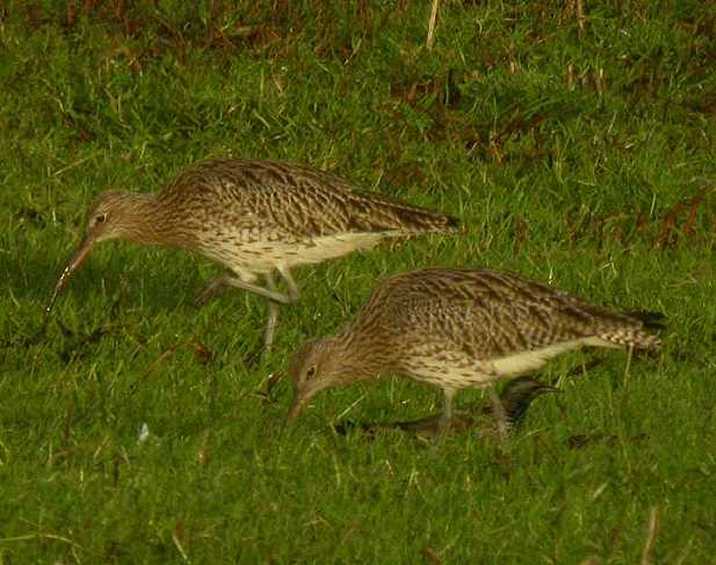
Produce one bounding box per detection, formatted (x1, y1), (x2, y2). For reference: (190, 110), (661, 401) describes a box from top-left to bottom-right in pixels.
(287, 267), (664, 437)
(334, 376), (560, 441)
(45, 159), (458, 351)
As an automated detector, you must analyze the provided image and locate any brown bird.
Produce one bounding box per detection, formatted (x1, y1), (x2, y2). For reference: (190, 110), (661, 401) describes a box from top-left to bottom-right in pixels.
(334, 376), (560, 440)
(288, 268), (663, 436)
(46, 159), (458, 350)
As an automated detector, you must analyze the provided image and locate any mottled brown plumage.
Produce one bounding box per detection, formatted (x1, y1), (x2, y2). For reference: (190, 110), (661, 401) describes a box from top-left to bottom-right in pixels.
(46, 159), (458, 349)
(288, 268), (663, 431)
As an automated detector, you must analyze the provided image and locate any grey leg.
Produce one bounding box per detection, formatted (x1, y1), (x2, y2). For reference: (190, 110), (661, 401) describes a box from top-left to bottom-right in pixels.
(438, 388), (456, 435)
(488, 384), (508, 441)
(197, 269), (301, 307)
(623, 344), (634, 388)
(261, 267), (299, 353)
(277, 266), (301, 302)
(195, 272), (285, 305)
(263, 273), (280, 352)
(220, 275), (295, 304)
(195, 273), (233, 306)
(252, 276), (280, 388)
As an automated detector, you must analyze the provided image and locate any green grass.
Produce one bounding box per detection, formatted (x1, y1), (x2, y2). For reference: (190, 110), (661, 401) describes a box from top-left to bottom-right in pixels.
(1, 1), (714, 562)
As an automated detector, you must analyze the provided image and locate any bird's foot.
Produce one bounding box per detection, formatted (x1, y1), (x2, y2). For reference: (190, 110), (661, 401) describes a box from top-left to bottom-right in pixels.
(194, 277), (229, 307)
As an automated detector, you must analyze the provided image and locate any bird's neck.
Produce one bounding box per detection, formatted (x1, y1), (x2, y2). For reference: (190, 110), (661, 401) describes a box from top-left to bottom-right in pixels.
(121, 193), (192, 248)
(329, 331), (396, 384)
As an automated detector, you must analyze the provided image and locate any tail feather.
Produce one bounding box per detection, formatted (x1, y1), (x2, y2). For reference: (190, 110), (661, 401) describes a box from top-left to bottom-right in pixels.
(624, 310), (667, 331)
(599, 327), (662, 352)
(392, 205), (459, 233)
(350, 192), (459, 234)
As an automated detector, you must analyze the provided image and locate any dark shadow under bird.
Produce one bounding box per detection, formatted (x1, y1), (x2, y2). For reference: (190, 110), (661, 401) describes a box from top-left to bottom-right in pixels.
(334, 376), (560, 441)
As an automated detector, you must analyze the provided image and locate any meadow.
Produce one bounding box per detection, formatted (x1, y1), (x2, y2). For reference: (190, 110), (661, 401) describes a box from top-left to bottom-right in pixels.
(0, 1), (714, 562)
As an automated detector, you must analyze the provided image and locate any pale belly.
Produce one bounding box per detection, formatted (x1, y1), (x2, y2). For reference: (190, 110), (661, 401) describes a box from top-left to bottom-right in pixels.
(197, 231), (393, 281)
(399, 352), (497, 391)
(406, 363), (497, 390)
(398, 337), (616, 391)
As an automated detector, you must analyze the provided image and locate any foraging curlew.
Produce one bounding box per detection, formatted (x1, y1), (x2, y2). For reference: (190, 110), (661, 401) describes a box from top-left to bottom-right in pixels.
(335, 376), (560, 440)
(287, 268), (663, 436)
(46, 159), (458, 350)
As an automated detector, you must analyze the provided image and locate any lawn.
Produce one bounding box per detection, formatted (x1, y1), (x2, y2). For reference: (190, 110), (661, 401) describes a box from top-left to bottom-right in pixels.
(0, 1), (714, 563)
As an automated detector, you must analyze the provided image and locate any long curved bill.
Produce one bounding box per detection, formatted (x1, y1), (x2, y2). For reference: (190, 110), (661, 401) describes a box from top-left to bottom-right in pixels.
(286, 391), (306, 423)
(45, 236), (94, 315)
(287, 380), (322, 423)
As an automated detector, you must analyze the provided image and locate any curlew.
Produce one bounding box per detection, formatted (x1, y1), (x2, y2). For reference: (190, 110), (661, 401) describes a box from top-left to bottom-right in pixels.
(288, 268), (663, 436)
(46, 159), (458, 350)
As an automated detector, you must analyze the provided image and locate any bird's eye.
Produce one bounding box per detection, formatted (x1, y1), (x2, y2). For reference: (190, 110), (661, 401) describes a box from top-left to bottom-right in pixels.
(95, 213), (108, 224)
(306, 366), (317, 379)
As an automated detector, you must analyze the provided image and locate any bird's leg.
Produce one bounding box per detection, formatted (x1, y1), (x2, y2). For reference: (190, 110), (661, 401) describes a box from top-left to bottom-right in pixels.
(277, 266), (301, 302)
(623, 344), (634, 388)
(261, 267), (299, 356)
(214, 275), (295, 304)
(263, 272), (280, 353)
(437, 388), (456, 436)
(198, 268), (301, 308)
(488, 384), (509, 442)
(247, 273), (283, 394)
(196, 273), (288, 305)
(195, 273), (233, 306)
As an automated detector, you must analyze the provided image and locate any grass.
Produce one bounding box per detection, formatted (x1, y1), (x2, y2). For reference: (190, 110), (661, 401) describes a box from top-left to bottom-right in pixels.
(1, 1), (714, 562)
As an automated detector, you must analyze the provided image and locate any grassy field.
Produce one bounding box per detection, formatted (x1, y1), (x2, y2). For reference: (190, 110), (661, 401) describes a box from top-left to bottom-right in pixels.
(1, 1), (714, 562)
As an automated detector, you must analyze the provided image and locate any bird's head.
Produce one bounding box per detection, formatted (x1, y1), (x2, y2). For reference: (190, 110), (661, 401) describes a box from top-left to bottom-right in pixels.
(84, 191), (141, 244)
(45, 191), (148, 314)
(287, 337), (354, 422)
